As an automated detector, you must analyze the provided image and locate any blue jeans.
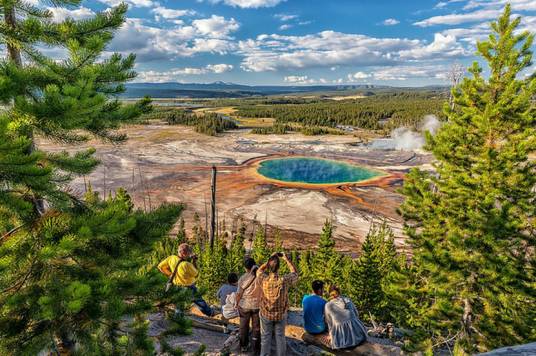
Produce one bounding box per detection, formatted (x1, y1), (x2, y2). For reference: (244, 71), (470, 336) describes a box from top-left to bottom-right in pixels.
(260, 314), (286, 356)
(188, 285), (214, 317)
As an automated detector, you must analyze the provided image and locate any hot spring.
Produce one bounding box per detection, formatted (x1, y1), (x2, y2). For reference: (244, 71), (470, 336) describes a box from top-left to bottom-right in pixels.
(257, 157), (382, 185)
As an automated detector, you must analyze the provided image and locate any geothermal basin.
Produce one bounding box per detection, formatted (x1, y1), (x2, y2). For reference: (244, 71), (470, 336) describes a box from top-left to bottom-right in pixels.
(257, 157), (384, 185)
(38, 124), (433, 252)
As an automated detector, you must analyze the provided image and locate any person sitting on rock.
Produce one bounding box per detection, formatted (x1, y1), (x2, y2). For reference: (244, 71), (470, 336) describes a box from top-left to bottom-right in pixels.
(324, 285), (367, 349)
(217, 272), (239, 311)
(302, 280), (327, 335)
(158, 243), (215, 317)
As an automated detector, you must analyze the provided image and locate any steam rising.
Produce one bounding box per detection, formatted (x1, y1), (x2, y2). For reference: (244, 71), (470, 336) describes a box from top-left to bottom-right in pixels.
(370, 115), (441, 151)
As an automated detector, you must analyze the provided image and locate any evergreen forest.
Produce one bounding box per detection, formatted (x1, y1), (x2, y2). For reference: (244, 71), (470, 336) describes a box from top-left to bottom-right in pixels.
(0, 3), (534, 355)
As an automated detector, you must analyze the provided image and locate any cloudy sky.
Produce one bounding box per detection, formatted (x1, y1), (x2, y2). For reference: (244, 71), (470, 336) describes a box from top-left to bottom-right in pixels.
(44, 0), (536, 86)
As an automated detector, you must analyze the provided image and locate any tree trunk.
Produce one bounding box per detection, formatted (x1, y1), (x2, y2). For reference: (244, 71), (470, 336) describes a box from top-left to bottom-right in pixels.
(53, 333), (75, 356)
(4, 6), (22, 67)
(210, 165), (217, 250)
(4, 3), (45, 214)
(462, 297), (473, 340)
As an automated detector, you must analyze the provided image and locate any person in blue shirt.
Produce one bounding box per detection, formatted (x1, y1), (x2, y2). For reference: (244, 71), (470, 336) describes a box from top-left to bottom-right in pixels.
(302, 280), (327, 334)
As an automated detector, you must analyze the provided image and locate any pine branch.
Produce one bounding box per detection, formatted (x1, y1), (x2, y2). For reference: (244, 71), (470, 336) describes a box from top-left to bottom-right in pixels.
(0, 223), (25, 243)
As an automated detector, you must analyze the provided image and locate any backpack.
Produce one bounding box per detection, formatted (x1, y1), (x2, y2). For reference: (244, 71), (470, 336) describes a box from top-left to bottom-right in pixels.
(165, 257), (184, 292)
(222, 292), (239, 319)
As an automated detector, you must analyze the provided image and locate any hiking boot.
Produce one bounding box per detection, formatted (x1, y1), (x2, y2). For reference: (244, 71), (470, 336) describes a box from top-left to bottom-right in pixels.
(210, 306), (222, 316)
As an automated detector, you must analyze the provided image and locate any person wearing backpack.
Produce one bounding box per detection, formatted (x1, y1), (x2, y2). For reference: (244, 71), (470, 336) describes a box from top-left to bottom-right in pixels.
(158, 243), (214, 317)
(235, 258), (261, 354)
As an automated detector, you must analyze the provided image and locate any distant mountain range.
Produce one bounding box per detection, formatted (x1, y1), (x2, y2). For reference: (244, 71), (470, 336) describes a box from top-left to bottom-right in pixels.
(122, 81), (392, 99)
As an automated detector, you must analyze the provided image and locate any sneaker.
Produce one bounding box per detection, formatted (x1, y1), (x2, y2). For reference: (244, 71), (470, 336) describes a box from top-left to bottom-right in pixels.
(240, 346), (249, 353)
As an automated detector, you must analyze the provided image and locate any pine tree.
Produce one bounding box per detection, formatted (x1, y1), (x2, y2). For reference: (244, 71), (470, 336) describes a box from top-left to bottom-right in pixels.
(349, 243), (382, 319)
(273, 227), (290, 274)
(312, 220), (342, 285)
(0, 1), (183, 353)
(297, 250), (314, 297)
(143, 217), (185, 275)
(192, 212), (205, 246)
(228, 222), (246, 273)
(0, 116), (52, 231)
(0, 1), (150, 225)
(251, 226), (270, 265)
(347, 222), (398, 321)
(116, 187), (134, 212)
(198, 234), (229, 303)
(0, 190), (184, 354)
(273, 227), (284, 252)
(394, 6), (536, 353)
(83, 181), (100, 206)
(176, 217), (187, 245)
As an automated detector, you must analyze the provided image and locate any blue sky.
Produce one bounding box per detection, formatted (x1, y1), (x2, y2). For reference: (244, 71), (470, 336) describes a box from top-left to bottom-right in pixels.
(47, 0), (536, 86)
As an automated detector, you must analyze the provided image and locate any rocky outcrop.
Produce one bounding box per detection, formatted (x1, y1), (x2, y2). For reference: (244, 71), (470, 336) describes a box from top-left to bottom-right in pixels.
(478, 342), (536, 355)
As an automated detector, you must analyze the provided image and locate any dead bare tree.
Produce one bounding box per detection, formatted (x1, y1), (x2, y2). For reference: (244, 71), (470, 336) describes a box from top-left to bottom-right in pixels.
(204, 194), (209, 242)
(137, 166), (147, 212)
(264, 210), (268, 239)
(210, 165), (217, 250)
(447, 62), (465, 111)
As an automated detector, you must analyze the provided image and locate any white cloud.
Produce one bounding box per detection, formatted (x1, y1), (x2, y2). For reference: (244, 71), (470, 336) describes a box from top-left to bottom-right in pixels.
(136, 64), (234, 82)
(239, 32), (412, 72)
(284, 75), (316, 84)
(206, 63), (234, 73)
(279, 24), (293, 31)
(192, 15), (240, 38)
(435, 0), (465, 9)
(347, 71), (371, 81)
(382, 18), (400, 26)
(414, 8), (501, 27)
(417, 0), (536, 27)
(191, 38), (237, 54)
(48, 6), (95, 22)
(372, 65), (449, 81)
(207, 0), (285, 8)
(440, 15), (536, 45)
(399, 33), (468, 59)
(97, 0), (154, 8)
(239, 31), (469, 72)
(464, 0), (536, 11)
(274, 13), (309, 30)
(108, 17), (238, 62)
(152, 7), (196, 21)
(275, 14), (298, 21)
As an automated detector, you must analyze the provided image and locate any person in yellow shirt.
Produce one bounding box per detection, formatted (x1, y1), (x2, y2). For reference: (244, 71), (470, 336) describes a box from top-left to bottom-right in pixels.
(158, 243), (214, 316)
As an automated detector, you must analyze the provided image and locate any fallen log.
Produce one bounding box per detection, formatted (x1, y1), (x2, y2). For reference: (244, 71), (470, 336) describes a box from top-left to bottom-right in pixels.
(302, 332), (403, 356)
(187, 313), (229, 326)
(190, 319), (227, 333)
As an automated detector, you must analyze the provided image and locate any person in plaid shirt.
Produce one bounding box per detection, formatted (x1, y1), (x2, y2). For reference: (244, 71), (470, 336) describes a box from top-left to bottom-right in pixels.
(256, 252), (298, 356)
